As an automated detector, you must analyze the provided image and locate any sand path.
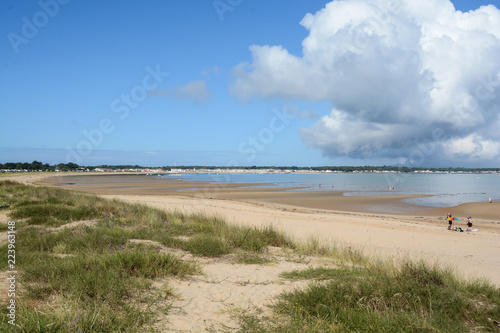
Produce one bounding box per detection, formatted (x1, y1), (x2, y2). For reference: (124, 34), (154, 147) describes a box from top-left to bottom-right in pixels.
(151, 247), (329, 332)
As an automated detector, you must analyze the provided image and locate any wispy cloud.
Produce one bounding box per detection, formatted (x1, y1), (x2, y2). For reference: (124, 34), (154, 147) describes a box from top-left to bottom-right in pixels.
(149, 80), (212, 104)
(173, 80), (212, 103)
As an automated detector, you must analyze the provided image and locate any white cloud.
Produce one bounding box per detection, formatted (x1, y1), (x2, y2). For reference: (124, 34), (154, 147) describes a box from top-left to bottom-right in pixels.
(444, 134), (500, 160)
(232, 0), (500, 165)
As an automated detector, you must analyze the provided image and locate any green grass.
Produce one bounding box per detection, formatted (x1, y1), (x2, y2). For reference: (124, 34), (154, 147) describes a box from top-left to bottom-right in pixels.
(236, 252), (275, 265)
(0, 180), (296, 332)
(238, 261), (500, 332)
(280, 266), (362, 281)
(181, 233), (229, 257)
(21, 248), (196, 301)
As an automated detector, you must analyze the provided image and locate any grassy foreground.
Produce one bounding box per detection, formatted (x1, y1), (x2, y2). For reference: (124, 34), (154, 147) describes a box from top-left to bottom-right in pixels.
(0, 180), (499, 332)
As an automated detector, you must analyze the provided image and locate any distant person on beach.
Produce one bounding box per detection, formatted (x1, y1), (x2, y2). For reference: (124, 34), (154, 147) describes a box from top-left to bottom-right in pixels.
(467, 216), (473, 231)
(447, 213), (453, 230)
(489, 196), (492, 203)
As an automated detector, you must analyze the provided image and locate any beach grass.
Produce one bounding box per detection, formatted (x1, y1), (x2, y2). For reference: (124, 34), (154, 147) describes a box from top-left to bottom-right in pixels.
(236, 252), (275, 265)
(237, 260), (500, 333)
(0, 181), (295, 331)
(1, 180), (499, 332)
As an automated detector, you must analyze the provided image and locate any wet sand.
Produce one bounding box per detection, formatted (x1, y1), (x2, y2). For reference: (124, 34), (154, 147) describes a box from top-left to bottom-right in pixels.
(41, 173), (500, 222)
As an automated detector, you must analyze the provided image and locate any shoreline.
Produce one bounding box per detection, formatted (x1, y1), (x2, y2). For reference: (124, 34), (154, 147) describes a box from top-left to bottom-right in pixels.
(37, 173), (500, 223)
(2, 172), (500, 285)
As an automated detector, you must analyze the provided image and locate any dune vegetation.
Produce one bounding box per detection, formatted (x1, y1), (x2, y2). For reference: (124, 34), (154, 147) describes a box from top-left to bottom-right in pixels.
(0, 180), (499, 332)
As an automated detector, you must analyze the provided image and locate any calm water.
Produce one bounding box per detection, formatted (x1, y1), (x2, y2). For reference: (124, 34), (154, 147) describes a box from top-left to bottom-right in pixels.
(161, 172), (500, 208)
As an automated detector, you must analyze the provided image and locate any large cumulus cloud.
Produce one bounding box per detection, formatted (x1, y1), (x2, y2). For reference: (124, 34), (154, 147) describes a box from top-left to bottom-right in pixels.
(231, 0), (500, 165)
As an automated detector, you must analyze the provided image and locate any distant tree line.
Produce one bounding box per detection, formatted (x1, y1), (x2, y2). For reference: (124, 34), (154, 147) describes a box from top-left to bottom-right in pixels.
(0, 161), (82, 172)
(1, 161), (499, 173)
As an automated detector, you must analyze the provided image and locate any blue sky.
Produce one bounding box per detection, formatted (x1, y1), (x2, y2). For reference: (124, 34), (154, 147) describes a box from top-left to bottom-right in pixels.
(1, 0), (499, 167)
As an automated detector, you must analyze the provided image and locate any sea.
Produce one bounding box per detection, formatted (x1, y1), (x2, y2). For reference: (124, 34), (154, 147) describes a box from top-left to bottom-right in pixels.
(160, 172), (500, 208)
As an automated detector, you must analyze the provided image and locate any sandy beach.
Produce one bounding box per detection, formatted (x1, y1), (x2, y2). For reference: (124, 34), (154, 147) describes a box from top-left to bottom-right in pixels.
(3, 172), (500, 331)
(30, 173), (500, 283)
